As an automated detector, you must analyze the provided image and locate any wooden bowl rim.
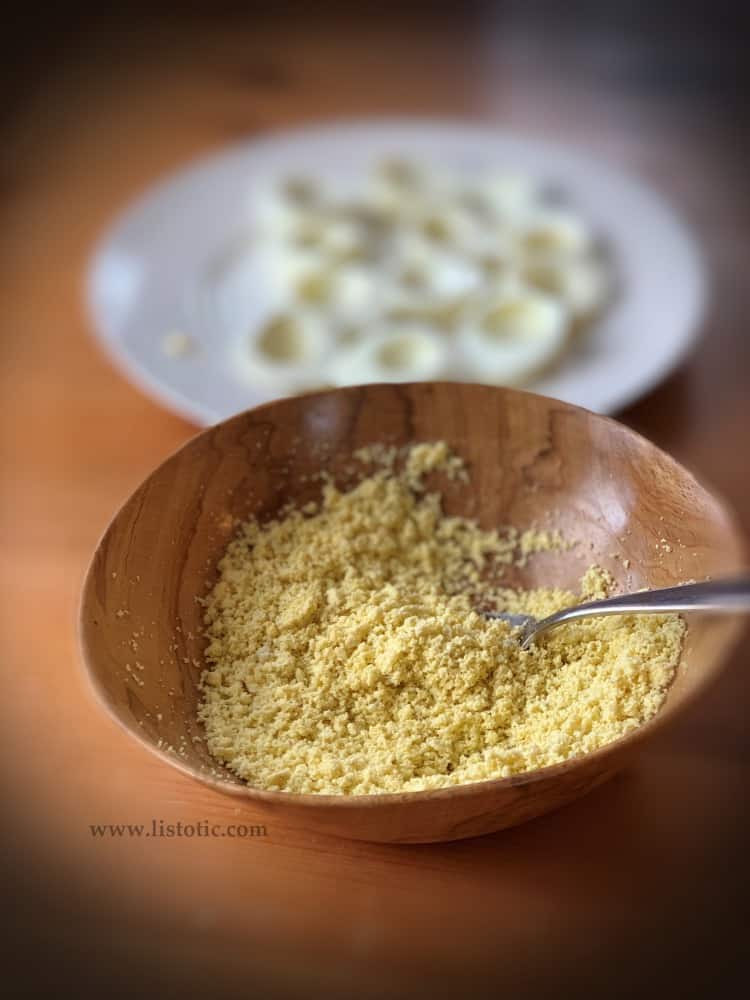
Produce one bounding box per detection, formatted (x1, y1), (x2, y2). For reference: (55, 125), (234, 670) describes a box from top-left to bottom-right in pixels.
(78, 382), (748, 810)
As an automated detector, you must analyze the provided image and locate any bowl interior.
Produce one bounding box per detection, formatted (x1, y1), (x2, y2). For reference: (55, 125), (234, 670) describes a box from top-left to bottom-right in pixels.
(80, 383), (745, 796)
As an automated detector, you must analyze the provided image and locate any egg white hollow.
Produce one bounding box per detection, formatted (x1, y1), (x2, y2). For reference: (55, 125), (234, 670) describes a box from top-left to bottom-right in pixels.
(458, 288), (570, 385)
(330, 326), (450, 386)
(233, 312), (333, 392)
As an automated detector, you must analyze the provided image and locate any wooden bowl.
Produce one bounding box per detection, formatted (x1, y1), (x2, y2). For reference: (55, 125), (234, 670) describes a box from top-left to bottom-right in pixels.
(79, 383), (746, 843)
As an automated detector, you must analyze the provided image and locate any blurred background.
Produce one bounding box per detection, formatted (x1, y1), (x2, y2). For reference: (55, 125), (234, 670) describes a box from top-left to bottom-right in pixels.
(1, 3), (749, 998)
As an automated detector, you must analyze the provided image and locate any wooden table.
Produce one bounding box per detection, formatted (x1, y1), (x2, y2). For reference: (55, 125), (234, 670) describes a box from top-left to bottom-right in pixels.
(2, 10), (748, 997)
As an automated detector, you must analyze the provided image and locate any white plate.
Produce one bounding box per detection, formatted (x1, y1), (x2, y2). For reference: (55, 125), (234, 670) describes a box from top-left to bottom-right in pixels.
(87, 119), (706, 424)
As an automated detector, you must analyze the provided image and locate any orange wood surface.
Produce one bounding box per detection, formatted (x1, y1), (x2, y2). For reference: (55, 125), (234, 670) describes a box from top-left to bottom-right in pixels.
(2, 11), (748, 997)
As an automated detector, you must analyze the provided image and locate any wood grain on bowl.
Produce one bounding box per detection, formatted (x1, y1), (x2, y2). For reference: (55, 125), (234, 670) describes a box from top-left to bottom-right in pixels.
(79, 383), (746, 843)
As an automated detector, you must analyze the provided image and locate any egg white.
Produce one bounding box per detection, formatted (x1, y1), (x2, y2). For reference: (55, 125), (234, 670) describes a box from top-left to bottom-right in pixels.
(330, 326), (450, 386)
(457, 288), (570, 385)
(233, 311), (333, 392)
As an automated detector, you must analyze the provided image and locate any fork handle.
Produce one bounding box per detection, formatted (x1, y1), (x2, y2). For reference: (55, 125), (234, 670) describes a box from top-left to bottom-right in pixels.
(529, 574), (750, 643)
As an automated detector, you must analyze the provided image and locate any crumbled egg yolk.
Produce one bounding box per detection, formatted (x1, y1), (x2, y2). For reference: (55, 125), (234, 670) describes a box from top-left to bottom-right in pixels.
(199, 443), (683, 795)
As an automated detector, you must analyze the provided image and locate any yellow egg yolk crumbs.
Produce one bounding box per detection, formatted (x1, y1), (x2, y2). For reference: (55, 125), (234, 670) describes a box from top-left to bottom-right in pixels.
(199, 442), (683, 795)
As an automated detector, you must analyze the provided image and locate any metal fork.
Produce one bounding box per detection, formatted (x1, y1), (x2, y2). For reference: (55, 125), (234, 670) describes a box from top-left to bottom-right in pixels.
(484, 576), (750, 649)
